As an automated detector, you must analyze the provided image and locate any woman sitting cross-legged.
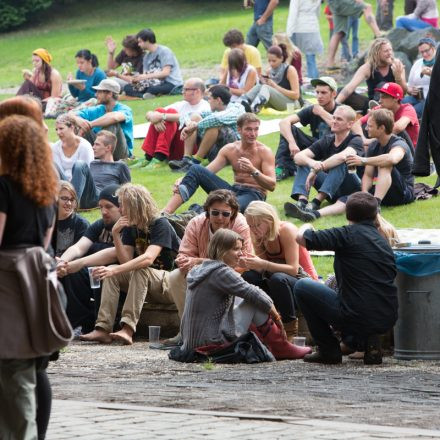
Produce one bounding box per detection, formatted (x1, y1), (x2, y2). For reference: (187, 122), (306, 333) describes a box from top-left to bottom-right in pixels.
(174, 228), (312, 361)
(242, 201), (317, 341)
(241, 44), (301, 113)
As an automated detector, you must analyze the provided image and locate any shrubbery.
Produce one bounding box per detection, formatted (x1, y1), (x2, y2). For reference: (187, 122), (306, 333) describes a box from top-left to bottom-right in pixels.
(0, 0), (54, 32)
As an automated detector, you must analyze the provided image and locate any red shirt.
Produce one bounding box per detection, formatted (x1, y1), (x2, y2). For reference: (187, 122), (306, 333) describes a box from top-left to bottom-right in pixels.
(360, 103), (420, 147)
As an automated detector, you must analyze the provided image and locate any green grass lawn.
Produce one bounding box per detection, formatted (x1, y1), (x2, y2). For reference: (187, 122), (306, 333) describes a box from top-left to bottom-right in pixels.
(0, 0), (434, 276)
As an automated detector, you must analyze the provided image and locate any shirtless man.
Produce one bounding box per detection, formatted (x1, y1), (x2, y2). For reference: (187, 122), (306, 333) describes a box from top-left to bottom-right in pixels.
(163, 113), (276, 213)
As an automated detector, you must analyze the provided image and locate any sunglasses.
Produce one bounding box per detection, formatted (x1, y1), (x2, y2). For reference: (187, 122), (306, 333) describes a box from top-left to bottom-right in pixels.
(210, 209), (232, 218)
(60, 196), (76, 203)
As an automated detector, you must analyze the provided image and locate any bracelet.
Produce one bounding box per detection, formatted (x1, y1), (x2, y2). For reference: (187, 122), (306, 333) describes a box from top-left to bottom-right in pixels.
(162, 113), (167, 121)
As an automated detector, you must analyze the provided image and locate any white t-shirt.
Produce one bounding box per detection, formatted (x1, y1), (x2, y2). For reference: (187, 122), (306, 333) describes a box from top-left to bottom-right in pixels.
(51, 137), (94, 181)
(407, 58), (432, 98)
(166, 99), (211, 115)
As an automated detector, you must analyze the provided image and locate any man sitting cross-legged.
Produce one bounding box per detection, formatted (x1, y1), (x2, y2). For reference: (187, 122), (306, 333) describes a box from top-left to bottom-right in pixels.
(163, 113), (276, 214)
(284, 105), (364, 222)
(168, 85), (245, 172)
(56, 185), (123, 333)
(275, 76), (339, 181)
(131, 78), (210, 170)
(70, 130), (131, 209)
(80, 183), (181, 345)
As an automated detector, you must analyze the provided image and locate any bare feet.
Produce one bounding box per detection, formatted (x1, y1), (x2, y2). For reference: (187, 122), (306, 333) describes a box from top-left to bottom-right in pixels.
(110, 327), (133, 345)
(80, 328), (112, 343)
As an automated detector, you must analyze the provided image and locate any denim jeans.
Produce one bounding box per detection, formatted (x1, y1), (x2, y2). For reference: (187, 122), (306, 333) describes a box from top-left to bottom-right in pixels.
(243, 270), (299, 322)
(275, 126), (316, 176)
(246, 18), (273, 50)
(401, 95), (425, 119)
(58, 161), (99, 209)
(305, 54), (319, 79)
(341, 16), (359, 60)
(294, 278), (343, 353)
(291, 163), (361, 201)
(178, 165), (265, 212)
(396, 16), (431, 31)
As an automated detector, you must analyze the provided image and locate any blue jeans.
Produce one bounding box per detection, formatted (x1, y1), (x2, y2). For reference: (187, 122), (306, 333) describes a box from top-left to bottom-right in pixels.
(396, 16), (431, 31)
(294, 278), (343, 353)
(57, 161), (98, 209)
(246, 19), (273, 50)
(402, 94), (425, 119)
(341, 16), (359, 60)
(305, 54), (319, 79)
(291, 163), (361, 201)
(178, 165), (265, 212)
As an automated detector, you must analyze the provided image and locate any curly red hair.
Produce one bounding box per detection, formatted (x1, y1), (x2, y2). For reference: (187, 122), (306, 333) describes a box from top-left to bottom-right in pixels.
(0, 115), (58, 206)
(0, 96), (43, 124)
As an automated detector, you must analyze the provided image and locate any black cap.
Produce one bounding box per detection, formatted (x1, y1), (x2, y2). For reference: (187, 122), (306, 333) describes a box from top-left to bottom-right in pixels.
(98, 184), (120, 207)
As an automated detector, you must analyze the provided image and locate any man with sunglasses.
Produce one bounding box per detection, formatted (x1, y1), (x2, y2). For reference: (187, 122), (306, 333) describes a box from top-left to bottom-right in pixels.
(130, 78), (210, 170)
(163, 112), (276, 214)
(162, 189), (253, 346)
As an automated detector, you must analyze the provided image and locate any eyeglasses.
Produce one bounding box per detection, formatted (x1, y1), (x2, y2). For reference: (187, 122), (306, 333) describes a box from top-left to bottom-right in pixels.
(183, 87), (198, 92)
(60, 196), (76, 204)
(420, 47), (434, 55)
(210, 209), (232, 218)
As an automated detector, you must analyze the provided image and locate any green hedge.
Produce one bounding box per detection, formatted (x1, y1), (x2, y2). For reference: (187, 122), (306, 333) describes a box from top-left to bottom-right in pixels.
(0, 0), (53, 32)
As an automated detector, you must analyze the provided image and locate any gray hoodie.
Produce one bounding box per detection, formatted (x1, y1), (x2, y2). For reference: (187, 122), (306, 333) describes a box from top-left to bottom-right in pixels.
(181, 260), (273, 351)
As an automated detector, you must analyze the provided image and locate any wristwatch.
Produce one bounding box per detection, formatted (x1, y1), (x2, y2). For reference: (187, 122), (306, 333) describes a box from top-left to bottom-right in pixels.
(361, 157), (367, 165)
(251, 169), (260, 178)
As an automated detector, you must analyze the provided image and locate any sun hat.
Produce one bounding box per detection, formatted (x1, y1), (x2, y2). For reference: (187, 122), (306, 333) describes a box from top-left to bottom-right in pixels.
(92, 79), (121, 94)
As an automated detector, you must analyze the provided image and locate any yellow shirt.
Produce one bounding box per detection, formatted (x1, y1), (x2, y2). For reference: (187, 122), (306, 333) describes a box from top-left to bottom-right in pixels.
(221, 44), (262, 71)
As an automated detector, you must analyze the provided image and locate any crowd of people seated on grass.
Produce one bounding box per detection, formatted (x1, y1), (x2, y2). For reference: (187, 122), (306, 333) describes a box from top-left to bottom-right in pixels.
(2, 2), (440, 437)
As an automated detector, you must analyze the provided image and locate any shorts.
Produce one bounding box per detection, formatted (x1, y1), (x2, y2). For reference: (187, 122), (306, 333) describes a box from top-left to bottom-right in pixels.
(328, 0), (365, 35)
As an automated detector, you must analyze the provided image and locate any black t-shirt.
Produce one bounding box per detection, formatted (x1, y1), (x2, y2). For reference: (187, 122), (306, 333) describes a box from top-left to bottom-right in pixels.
(309, 132), (364, 161)
(115, 50), (144, 74)
(52, 213), (89, 257)
(84, 218), (116, 254)
(121, 217), (180, 271)
(0, 176), (55, 247)
(297, 102), (339, 139)
(304, 222), (398, 333)
(367, 134), (414, 188)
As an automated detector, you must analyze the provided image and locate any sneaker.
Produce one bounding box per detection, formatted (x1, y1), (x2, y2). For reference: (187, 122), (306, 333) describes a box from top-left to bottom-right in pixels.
(368, 100), (380, 110)
(364, 334), (382, 365)
(130, 159), (150, 169)
(143, 157), (167, 170)
(284, 202), (319, 222)
(240, 98), (252, 113)
(304, 350), (342, 364)
(251, 96), (267, 114)
(275, 167), (291, 182)
(305, 201), (320, 211)
(142, 92), (156, 99)
(169, 156), (193, 171)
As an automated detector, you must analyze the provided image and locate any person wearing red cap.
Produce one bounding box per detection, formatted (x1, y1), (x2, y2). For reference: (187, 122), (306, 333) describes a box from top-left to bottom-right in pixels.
(353, 82), (419, 149)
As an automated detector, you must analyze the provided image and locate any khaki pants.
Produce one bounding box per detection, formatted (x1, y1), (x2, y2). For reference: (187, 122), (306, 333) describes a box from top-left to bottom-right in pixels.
(96, 266), (185, 333)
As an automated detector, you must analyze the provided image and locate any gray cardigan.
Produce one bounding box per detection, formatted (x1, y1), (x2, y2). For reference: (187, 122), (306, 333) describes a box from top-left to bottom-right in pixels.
(180, 260), (273, 351)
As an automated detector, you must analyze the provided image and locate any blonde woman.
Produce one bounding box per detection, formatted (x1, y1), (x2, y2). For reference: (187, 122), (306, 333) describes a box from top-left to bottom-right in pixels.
(242, 201), (317, 339)
(80, 183), (181, 345)
(174, 228), (312, 361)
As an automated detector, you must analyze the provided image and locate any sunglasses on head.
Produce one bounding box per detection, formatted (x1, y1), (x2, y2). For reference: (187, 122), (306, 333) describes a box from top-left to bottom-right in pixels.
(210, 209), (231, 218)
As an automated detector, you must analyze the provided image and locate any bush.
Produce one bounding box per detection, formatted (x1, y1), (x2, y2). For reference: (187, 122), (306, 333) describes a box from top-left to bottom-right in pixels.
(0, 0), (54, 32)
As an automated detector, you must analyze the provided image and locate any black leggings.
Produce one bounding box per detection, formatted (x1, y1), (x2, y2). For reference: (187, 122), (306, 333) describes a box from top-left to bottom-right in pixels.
(36, 369), (52, 440)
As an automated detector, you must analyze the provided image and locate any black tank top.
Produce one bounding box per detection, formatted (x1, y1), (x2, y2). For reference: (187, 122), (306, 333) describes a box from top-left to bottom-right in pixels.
(277, 65), (291, 90)
(366, 67), (395, 100)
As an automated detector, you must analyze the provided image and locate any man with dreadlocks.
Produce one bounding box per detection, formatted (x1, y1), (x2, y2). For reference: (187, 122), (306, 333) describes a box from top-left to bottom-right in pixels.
(80, 183), (181, 345)
(335, 38), (407, 115)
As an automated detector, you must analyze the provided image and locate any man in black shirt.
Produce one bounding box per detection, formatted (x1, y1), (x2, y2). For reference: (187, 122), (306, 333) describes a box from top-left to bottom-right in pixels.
(294, 192), (398, 365)
(275, 77), (338, 181)
(284, 105), (363, 221)
(57, 184), (122, 332)
(80, 184), (181, 345)
(347, 108), (414, 206)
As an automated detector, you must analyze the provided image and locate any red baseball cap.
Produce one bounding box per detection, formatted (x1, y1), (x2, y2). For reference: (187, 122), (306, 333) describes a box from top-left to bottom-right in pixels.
(374, 82), (404, 100)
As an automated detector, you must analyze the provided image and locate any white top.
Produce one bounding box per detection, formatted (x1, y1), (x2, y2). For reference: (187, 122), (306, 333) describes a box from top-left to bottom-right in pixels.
(167, 99), (211, 115)
(51, 137), (94, 181)
(287, 0), (321, 35)
(407, 58), (432, 98)
(227, 65), (256, 102)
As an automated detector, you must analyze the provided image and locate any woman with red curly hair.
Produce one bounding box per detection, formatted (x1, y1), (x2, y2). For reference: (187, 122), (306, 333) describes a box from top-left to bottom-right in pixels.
(0, 113), (58, 440)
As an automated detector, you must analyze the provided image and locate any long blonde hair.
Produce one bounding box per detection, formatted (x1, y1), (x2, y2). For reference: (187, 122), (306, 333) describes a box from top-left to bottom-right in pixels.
(366, 38), (392, 76)
(245, 201), (281, 245)
(117, 183), (159, 232)
(375, 214), (399, 246)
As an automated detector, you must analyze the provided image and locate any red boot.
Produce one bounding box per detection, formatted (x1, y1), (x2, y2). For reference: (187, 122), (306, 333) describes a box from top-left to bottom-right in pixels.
(252, 318), (312, 360)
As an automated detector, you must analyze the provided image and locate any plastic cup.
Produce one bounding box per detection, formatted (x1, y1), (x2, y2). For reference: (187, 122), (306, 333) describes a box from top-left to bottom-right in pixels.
(286, 103), (296, 113)
(149, 326), (161, 348)
(347, 165), (357, 174)
(293, 336), (306, 347)
(88, 267), (100, 289)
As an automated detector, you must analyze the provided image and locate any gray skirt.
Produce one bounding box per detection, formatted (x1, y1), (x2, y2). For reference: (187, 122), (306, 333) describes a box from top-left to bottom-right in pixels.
(291, 32), (324, 55)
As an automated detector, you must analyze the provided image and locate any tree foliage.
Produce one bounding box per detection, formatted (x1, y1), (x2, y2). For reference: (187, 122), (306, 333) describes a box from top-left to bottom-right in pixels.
(0, 0), (54, 32)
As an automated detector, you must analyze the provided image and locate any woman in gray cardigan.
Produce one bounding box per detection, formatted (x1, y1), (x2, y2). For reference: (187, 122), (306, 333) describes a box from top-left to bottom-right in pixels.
(179, 229), (312, 360)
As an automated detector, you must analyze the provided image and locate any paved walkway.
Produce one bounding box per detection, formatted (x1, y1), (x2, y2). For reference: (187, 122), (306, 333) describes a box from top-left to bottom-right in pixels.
(47, 400), (440, 439)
